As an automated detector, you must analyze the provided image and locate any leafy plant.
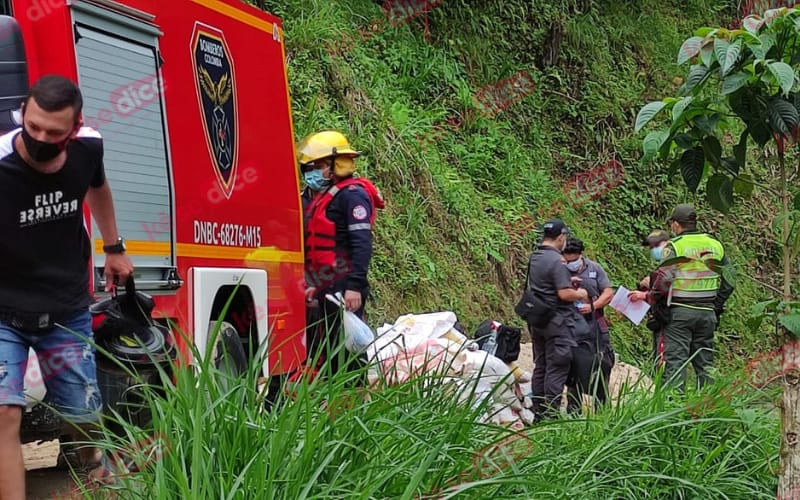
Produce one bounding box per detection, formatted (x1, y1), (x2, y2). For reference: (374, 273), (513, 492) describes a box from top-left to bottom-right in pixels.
(636, 5), (800, 495)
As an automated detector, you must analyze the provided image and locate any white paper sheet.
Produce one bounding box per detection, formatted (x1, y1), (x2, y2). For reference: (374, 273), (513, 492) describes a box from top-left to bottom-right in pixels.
(609, 286), (650, 326)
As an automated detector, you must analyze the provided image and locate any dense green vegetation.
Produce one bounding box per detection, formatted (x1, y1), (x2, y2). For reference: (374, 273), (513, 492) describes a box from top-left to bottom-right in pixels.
(81, 333), (780, 498)
(260, 0), (783, 370)
(47, 2), (800, 498)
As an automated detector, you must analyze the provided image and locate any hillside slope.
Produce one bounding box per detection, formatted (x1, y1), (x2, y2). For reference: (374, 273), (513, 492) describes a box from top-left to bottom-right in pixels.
(263, 0), (779, 369)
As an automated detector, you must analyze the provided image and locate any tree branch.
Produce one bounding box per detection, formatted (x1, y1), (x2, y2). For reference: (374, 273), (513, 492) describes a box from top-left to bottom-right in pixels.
(718, 161), (781, 197)
(741, 272), (784, 296)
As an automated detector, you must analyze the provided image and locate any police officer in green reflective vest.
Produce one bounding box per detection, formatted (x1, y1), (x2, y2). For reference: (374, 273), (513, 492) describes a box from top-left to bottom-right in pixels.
(629, 204), (734, 389)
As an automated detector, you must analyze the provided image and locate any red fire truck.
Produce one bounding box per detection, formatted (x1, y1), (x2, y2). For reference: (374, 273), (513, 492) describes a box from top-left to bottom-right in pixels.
(0, 0), (306, 440)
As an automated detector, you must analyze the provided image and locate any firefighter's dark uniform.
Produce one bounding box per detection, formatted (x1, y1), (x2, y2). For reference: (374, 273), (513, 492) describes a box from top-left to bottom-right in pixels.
(566, 258), (615, 411)
(304, 177), (384, 375)
(528, 244), (579, 417)
(648, 230), (733, 389)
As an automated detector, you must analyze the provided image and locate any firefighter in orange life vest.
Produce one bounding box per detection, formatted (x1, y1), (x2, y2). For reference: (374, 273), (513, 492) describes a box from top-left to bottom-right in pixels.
(297, 131), (384, 375)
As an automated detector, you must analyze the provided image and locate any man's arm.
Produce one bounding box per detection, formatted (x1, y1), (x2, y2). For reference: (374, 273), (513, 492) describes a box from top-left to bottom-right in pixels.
(558, 287), (589, 302)
(85, 181), (133, 290)
(85, 181), (119, 246)
(593, 264), (614, 309)
(552, 260), (588, 302)
(341, 187), (373, 311)
(714, 254), (735, 314)
(595, 287), (614, 309)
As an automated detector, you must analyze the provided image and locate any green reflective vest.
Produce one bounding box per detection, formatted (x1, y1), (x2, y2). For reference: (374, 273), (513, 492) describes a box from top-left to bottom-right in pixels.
(666, 232), (725, 304)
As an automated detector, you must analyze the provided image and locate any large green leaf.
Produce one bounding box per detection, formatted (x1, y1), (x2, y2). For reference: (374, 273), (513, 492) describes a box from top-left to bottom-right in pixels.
(721, 72), (750, 95)
(721, 39), (743, 76)
(729, 89), (754, 122)
(678, 36), (704, 65)
(750, 33), (776, 60)
(643, 130), (669, 161)
(743, 16), (764, 34)
(750, 122), (772, 146)
(672, 97), (694, 122)
(707, 174), (734, 213)
(768, 97), (799, 135)
(699, 39), (715, 67)
(695, 27), (717, 37)
(746, 315), (765, 333)
(734, 174), (755, 197)
(694, 113), (720, 134)
(635, 101), (667, 132)
(702, 135), (722, 166)
(681, 146), (705, 193)
(713, 38), (730, 65)
(675, 133), (694, 149)
(734, 130), (748, 169)
(779, 314), (800, 336)
(751, 298), (779, 316)
(668, 157), (681, 177)
(768, 61), (796, 96)
(681, 65), (710, 95)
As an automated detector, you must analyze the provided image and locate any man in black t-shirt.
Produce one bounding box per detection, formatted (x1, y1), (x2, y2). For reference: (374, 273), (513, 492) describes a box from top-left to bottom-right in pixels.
(0, 75), (133, 499)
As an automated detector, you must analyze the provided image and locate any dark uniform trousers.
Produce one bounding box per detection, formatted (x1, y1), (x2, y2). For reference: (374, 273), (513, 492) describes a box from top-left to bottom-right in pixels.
(566, 317), (615, 413)
(530, 313), (576, 417)
(307, 286), (369, 379)
(663, 305), (716, 390)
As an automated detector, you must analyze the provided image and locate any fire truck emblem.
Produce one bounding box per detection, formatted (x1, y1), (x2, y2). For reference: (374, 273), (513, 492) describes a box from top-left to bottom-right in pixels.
(191, 23), (239, 198)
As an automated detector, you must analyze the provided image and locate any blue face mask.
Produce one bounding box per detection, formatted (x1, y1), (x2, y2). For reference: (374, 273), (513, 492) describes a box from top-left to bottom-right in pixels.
(566, 258), (582, 272)
(651, 246), (663, 261)
(304, 169), (331, 192)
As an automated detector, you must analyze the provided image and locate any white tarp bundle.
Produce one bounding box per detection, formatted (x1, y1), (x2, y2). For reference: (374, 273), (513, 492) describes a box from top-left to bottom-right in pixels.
(366, 312), (533, 427)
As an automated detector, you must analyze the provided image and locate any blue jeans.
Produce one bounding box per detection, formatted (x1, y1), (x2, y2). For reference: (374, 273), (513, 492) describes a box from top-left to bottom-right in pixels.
(0, 310), (102, 423)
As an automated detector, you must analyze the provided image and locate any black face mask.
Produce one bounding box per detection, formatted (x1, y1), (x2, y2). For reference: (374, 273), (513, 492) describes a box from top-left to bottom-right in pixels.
(20, 126), (71, 163)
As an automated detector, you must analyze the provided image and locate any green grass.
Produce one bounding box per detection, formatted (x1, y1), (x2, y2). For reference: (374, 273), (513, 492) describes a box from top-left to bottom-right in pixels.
(67, 331), (781, 498)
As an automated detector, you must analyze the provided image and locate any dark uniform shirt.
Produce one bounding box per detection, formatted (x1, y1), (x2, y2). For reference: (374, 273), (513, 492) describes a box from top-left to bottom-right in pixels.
(571, 257), (612, 333)
(326, 182), (373, 292)
(529, 244), (573, 312)
(571, 258), (611, 303)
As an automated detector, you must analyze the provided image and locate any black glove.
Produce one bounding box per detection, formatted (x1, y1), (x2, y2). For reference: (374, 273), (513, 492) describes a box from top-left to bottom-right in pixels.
(715, 306), (724, 322)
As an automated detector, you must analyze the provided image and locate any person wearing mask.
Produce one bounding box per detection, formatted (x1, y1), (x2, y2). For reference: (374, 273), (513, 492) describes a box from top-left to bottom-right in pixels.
(629, 204), (734, 390)
(297, 131), (384, 376)
(562, 237), (615, 410)
(525, 219), (589, 418)
(0, 75), (133, 498)
(638, 230), (670, 369)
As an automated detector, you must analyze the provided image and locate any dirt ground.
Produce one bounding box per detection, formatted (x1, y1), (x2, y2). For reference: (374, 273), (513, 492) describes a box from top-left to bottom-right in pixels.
(515, 342), (651, 403)
(22, 440), (76, 499)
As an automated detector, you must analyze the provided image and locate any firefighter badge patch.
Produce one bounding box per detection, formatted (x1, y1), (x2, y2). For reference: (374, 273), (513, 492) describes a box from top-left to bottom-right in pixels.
(352, 205), (368, 220)
(191, 23), (238, 199)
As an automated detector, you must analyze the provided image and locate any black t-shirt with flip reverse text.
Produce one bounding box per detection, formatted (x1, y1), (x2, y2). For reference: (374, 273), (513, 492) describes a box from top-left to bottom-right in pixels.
(0, 127), (106, 316)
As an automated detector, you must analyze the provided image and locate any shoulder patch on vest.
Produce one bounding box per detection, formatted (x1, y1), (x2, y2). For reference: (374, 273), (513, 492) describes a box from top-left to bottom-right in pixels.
(661, 244), (674, 259)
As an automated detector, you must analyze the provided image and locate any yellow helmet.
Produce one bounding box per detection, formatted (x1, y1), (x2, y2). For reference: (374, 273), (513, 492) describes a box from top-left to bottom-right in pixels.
(296, 131), (361, 173)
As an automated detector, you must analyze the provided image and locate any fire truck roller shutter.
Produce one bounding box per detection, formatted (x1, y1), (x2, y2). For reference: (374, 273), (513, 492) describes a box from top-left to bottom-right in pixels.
(71, 2), (174, 289)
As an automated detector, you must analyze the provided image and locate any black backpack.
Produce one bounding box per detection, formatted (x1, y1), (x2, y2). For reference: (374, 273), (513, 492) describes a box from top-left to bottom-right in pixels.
(473, 319), (521, 363)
